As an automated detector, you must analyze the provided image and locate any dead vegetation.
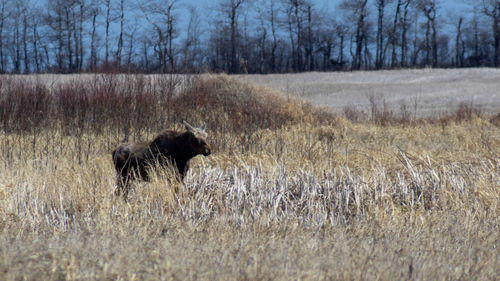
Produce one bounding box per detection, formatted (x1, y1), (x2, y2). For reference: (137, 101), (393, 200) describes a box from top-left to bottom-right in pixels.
(0, 74), (498, 280)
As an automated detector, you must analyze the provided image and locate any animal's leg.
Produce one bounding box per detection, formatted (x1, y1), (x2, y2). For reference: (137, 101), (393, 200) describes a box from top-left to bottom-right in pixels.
(115, 174), (130, 198)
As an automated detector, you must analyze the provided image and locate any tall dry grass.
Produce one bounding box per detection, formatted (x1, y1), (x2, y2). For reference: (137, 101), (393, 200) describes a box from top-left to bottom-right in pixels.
(0, 74), (498, 280)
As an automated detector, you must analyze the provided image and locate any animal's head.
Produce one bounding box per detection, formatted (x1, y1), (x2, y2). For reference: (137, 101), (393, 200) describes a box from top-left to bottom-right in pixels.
(183, 120), (211, 156)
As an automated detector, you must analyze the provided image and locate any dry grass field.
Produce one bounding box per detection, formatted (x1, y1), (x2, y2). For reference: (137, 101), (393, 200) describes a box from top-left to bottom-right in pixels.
(0, 73), (499, 280)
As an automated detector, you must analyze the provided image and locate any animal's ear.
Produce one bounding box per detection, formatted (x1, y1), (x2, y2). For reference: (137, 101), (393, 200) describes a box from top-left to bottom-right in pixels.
(183, 120), (194, 132)
(200, 123), (206, 131)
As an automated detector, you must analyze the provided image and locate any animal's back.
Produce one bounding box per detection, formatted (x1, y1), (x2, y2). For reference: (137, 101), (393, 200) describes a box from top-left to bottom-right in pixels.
(112, 142), (150, 172)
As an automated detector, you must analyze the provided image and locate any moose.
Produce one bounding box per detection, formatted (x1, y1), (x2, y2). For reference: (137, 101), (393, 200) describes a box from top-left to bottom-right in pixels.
(112, 121), (211, 197)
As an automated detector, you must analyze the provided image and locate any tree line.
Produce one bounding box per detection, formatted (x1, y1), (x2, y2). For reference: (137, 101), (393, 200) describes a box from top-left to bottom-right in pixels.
(0, 0), (499, 74)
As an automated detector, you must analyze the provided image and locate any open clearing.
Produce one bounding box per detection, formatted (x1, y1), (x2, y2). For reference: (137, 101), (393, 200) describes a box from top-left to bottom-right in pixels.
(237, 68), (500, 117)
(0, 73), (498, 280)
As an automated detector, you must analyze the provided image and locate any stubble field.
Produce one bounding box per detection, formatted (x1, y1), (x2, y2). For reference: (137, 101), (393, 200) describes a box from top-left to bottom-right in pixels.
(239, 68), (500, 117)
(0, 71), (499, 280)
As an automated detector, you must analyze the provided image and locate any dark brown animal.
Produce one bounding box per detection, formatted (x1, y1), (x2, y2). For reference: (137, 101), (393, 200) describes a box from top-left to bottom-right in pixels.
(112, 121), (211, 197)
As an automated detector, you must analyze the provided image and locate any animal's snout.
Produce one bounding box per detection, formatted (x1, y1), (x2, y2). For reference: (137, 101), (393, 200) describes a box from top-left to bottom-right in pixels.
(203, 145), (211, 156)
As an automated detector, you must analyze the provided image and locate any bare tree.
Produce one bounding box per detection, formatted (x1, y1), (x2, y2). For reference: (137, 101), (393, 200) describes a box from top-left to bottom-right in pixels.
(55, 1), (64, 70)
(31, 4), (44, 72)
(420, 0), (438, 67)
(166, 1), (175, 71)
(89, 1), (99, 70)
(140, 0), (178, 72)
(255, 2), (268, 73)
(64, 2), (74, 71)
(125, 26), (137, 68)
(229, 0), (245, 73)
(390, 0), (402, 67)
(318, 28), (332, 71)
(472, 1), (480, 58)
(22, 1), (30, 73)
(0, 0), (8, 72)
(0, 0), (495, 73)
(483, 0), (500, 67)
(336, 23), (348, 70)
(284, 2), (296, 71)
(34, 4), (51, 71)
(284, 0), (305, 71)
(11, 1), (27, 73)
(104, 0), (111, 64)
(305, 1), (315, 71)
(182, 5), (203, 72)
(115, 0), (125, 65)
(410, 1), (420, 66)
(455, 17), (464, 67)
(211, 0), (246, 73)
(341, 0), (369, 70)
(45, 0), (79, 72)
(77, 0), (85, 71)
(268, 0), (279, 72)
(375, 0), (391, 69)
(400, 0), (412, 66)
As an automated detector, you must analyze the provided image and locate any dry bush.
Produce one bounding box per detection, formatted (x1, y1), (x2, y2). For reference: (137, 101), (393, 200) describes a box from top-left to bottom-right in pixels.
(0, 74), (498, 280)
(438, 102), (484, 127)
(175, 74), (334, 134)
(343, 95), (487, 127)
(0, 74), (334, 147)
(491, 112), (500, 127)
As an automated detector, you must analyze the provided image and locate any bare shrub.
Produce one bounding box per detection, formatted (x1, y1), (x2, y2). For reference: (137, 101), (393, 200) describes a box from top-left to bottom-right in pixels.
(174, 74), (335, 134)
(454, 101), (482, 120)
(490, 112), (500, 127)
(0, 74), (335, 141)
(439, 102), (483, 127)
(343, 105), (368, 123)
(0, 79), (52, 132)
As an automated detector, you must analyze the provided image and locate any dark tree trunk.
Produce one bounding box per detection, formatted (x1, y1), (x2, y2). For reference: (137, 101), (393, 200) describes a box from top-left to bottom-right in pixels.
(455, 17), (464, 67)
(116, 0), (124, 65)
(90, 10), (97, 70)
(306, 4), (314, 71)
(167, 3), (174, 72)
(33, 22), (39, 72)
(73, 9), (79, 72)
(228, 1), (245, 74)
(22, 12), (29, 73)
(78, 0), (84, 71)
(376, 0), (386, 69)
(270, 4), (277, 73)
(14, 10), (21, 73)
(391, 0), (402, 67)
(400, 0), (411, 67)
(287, 7), (296, 71)
(105, 0), (111, 64)
(0, 2), (4, 72)
(57, 12), (64, 71)
(353, 0), (368, 70)
(294, 0), (303, 71)
(65, 7), (73, 71)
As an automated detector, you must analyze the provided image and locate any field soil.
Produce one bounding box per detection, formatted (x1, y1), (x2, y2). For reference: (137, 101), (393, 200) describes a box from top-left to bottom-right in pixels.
(237, 68), (500, 117)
